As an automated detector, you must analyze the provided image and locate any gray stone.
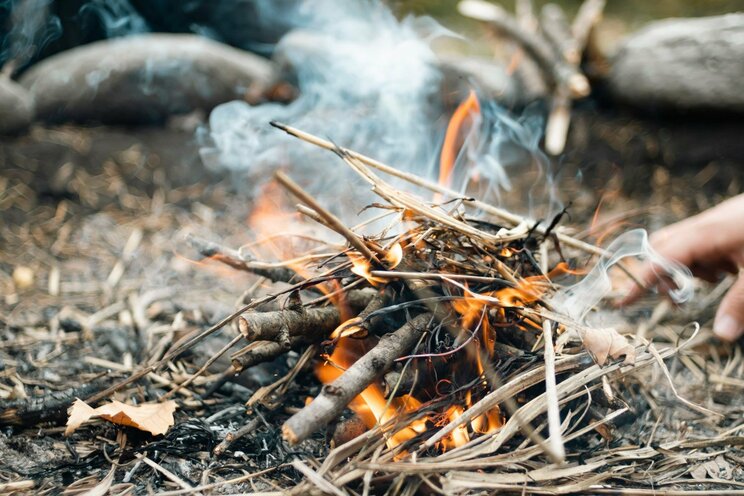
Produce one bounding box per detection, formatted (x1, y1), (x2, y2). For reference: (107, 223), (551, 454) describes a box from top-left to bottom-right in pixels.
(0, 78), (34, 135)
(608, 14), (744, 112)
(20, 33), (277, 124)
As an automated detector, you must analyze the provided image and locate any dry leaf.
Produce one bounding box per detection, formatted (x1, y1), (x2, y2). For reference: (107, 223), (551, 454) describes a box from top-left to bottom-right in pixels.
(580, 327), (635, 366)
(65, 398), (177, 436)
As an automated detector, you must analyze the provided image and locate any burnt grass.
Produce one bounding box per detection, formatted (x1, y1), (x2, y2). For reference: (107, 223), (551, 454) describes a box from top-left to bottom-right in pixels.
(1, 120), (743, 493)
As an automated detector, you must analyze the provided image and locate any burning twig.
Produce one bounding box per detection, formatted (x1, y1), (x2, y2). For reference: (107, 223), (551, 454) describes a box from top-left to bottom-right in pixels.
(282, 313), (433, 445)
(275, 170), (380, 262)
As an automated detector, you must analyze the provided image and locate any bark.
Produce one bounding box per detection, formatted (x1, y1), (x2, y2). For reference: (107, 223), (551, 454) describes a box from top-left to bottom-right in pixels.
(238, 288), (376, 342)
(282, 312), (433, 445)
(19, 34), (276, 124)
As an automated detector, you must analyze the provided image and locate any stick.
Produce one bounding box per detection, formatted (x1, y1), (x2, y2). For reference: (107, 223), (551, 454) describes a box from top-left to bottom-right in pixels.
(540, 3), (580, 65)
(186, 234), (297, 283)
(270, 122), (645, 289)
(238, 289), (375, 342)
(213, 417), (261, 456)
(269, 122), (603, 257)
(542, 319), (566, 462)
(544, 89), (572, 155)
(231, 340), (291, 371)
(0, 381), (109, 427)
(282, 313), (433, 445)
(572, 0), (606, 52)
(275, 171), (379, 263)
(458, 0), (589, 98)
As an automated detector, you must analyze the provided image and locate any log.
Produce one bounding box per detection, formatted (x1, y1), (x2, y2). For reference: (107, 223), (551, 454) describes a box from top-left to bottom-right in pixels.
(238, 288), (376, 342)
(19, 34), (276, 124)
(607, 14), (744, 113)
(282, 313), (433, 445)
(0, 78), (33, 135)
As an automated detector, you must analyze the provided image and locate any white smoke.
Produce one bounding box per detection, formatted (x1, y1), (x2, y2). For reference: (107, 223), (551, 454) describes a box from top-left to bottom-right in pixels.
(198, 0), (445, 210)
(551, 228), (694, 323)
(447, 100), (561, 220)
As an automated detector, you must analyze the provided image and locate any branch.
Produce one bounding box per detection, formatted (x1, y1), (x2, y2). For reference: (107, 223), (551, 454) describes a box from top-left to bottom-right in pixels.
(282, 313), (433, 445)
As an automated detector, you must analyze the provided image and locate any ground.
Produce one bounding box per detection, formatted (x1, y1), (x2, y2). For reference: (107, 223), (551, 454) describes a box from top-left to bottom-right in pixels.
(1, 117), (743, 493)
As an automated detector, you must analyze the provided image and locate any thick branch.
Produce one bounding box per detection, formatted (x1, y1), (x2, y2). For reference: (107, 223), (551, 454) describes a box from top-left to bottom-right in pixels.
(282, 313), (433, 445)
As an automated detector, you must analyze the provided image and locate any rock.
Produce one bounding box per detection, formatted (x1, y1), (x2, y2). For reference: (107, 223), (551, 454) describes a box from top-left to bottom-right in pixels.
(19, 33), (277, 124)
(437, 54), (521, 108)
(0, 78), (34, 135)
(608, 14), (744, 113)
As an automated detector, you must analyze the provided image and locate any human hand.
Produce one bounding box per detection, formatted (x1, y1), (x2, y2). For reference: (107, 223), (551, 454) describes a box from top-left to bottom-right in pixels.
(622, 194), (744, 341)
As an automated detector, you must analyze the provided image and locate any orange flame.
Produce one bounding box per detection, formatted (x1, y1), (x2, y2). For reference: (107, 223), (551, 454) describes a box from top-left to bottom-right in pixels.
(439, 90), (481, 189)
(316, 336), (426, 451)
(348, 242), (403, 286)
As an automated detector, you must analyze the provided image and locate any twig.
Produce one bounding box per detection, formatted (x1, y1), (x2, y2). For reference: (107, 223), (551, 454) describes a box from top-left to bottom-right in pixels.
(213, 417), (261, 456)
(542, 319), (565, 462)
(572, 0), (606, 51)
(282, 313), (433, 445)
(269, 122), (602, 257)
(458, 0), (589, 98)
(270, 122), (645, 289)
(237, 289), (375, 342)
(186, 234), (297, 283)
(275, 171), (379, 262)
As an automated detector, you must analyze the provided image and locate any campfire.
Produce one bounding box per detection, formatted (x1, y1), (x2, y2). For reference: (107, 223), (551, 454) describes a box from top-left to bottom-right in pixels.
(1, 0), (743, 494)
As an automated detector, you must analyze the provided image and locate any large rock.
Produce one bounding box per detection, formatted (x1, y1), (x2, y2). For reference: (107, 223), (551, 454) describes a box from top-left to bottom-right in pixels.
(0, 78), (34, 135)
(19, 34), (276, 124)
(608, 14), (744, 113)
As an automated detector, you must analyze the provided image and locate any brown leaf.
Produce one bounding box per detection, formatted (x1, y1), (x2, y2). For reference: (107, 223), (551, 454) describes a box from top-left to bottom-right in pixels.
(580, 327), (635, 366)
(65, 398), (177, 436)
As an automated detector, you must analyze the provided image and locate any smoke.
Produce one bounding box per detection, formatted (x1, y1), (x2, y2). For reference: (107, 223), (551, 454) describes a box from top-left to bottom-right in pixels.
(80, 0), (149, 38)
(199, 0), (445, 211)
(551, 228), (694, 323)
(0, 0), (61, 71)
(448, 99), (561, 220)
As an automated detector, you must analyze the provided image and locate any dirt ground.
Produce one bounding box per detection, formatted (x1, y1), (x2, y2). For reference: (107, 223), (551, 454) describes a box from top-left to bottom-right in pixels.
(1, 116), (743, 493)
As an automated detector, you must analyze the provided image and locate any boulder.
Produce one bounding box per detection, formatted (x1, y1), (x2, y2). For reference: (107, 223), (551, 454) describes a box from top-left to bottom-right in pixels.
(19, 33), (276, 124)
(0, 78), (34, 135)
(608, 14), (744, 113)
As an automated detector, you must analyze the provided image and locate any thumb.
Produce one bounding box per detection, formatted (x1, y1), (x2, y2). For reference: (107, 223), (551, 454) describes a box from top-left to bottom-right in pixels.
(714, 273), (744, 341)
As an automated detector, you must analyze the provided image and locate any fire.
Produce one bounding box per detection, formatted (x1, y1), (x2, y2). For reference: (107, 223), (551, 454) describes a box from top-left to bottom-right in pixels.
(316, 336), (426, 451)
(348, 242), (403, 286)
(439, 90), (481, 189)
(318, 253), (577, 454)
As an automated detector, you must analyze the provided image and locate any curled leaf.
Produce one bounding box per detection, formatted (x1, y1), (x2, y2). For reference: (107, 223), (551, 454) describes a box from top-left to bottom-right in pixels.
(580, 327), (635, 366)
(65, 398), (177, 436)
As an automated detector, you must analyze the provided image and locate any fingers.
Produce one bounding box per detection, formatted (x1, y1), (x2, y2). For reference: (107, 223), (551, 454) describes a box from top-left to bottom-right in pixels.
(714, 273), (744, 342)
